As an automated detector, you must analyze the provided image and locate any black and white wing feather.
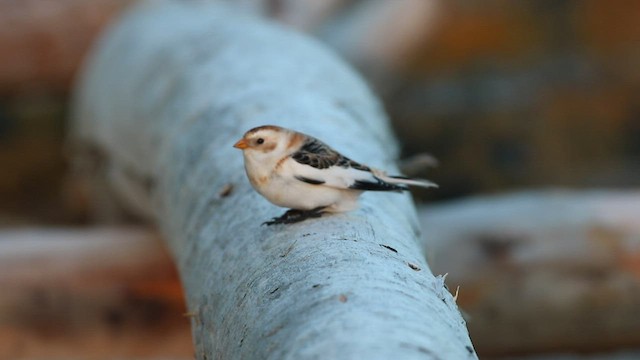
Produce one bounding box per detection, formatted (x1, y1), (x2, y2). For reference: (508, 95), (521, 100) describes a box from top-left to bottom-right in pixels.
(291, 137), (371, 171)
(287, 137), (434, 191)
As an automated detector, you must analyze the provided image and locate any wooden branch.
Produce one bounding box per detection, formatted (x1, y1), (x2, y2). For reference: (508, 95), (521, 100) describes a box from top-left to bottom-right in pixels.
(418, 190), (640, 356)
(0, 227), (191, 359)
(72, 1), (476, 358)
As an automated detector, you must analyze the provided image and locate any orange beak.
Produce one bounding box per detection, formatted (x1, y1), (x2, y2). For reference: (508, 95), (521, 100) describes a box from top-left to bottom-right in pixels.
(233, 139), (249, 149)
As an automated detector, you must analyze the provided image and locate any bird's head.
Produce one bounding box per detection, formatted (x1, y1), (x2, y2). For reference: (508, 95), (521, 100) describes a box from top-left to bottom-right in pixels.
(233, 125), (294, 161)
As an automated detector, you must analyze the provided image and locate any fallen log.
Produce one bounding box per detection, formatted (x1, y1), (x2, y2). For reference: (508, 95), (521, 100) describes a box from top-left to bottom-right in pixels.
(419, 190), (640, 356)
(0, 227), (191, 359)
(72, 1), (475, 358)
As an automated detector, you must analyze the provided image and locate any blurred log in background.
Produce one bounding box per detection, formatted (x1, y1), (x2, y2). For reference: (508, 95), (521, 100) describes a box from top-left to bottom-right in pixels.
(0, 0), (639, 359)
(0, 227), (191, 359)
(420, 191), (640, 356)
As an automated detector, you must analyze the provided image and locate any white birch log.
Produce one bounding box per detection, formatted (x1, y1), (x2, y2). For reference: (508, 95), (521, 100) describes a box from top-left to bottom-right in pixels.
(72, 1), (476, 358)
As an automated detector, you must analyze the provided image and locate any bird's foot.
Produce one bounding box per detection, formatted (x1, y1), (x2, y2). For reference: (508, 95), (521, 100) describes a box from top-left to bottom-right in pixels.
(263, 207), (326, 226)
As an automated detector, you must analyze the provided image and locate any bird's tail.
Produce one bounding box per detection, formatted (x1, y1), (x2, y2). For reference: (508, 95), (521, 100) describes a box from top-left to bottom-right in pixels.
(377, 174), (438, 189)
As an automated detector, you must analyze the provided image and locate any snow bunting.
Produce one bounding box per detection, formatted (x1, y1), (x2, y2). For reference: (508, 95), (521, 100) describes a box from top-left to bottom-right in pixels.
(233, 125), (437, 225)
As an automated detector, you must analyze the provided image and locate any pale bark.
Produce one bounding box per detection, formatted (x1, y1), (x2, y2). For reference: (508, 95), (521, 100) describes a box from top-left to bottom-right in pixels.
(419, 190), (640, 355)
(73, 1), (475, 359)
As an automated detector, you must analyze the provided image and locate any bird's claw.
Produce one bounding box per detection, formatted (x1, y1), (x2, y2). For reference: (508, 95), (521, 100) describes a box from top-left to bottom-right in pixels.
(262, 208), (326, 226)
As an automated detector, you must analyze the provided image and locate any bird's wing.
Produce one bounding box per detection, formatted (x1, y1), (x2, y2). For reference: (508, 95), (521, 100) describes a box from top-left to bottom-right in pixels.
(290, 136), (371, 171)
(285, 137), (406, 191)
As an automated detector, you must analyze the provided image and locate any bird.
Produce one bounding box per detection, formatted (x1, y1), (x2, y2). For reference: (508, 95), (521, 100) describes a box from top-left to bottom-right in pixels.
(233, 125), (437, 225)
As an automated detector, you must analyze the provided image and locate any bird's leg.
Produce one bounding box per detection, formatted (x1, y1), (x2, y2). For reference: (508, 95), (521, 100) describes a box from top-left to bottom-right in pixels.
(263, 209), (305, 225)
(263, 207), (327, 226)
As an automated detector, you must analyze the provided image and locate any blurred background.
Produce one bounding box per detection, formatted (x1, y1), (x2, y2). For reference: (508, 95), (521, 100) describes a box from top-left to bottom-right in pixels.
(1, 0), (638, 358)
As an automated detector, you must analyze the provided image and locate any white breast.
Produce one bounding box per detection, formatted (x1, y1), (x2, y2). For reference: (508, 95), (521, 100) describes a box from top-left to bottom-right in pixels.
(244, 154), (360, 212)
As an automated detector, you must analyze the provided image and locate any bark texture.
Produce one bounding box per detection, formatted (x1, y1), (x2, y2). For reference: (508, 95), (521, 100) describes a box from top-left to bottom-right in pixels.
(73, 1), (475, 358)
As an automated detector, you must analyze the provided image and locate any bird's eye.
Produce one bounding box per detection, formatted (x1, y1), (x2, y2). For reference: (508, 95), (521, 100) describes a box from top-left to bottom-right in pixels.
(256, 138), (264, 144)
